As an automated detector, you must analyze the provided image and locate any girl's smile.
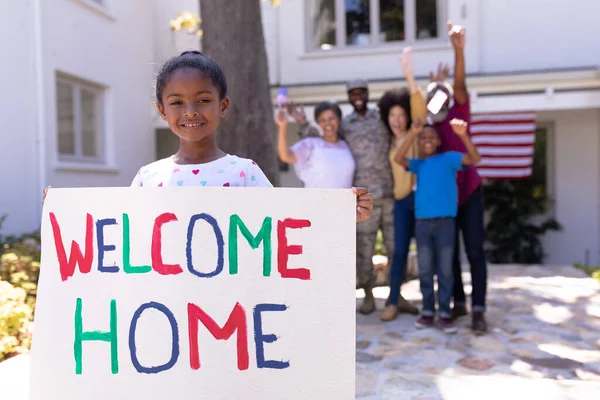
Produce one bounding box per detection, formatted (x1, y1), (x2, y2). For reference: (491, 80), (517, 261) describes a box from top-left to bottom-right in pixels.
(157, 67), (229, 144)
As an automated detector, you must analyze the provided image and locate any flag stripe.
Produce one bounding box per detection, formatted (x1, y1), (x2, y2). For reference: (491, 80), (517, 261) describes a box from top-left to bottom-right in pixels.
(476, 167), (533, 177)
(472, 134), (535, 145)
(470, 123), (536, 133)
(470, 111), (536, 180)
(477, 157), (532, 167)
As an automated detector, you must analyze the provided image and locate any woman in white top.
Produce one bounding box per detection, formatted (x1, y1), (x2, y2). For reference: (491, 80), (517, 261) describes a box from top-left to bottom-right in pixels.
(276, 102), (355, 188)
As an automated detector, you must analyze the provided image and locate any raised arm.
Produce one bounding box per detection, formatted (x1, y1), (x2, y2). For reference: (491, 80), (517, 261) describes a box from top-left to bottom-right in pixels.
(286, 101), (321, 138)
(399, 48), (427, 123)
(399, 48), (419, 95)
(450, 119), (480, 165)
(448, 21), (468, 105)
(275, 109), (297, 164)
(393, 118), (423, 168)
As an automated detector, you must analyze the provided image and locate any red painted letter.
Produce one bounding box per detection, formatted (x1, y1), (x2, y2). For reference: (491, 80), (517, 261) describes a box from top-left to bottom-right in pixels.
(277, 218), (312, 280)
(187, 302), (249, 371)
(49, 212), (94, 282)
(151, 213), (183, 275)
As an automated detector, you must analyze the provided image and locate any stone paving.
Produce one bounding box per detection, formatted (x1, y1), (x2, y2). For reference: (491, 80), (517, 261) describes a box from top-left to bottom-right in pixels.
(356, 264), (600, 399)
(2, 264), (600, 399)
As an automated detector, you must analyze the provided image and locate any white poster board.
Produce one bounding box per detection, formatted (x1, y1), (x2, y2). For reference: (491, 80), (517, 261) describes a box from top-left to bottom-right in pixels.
(30, 187), (356, 399)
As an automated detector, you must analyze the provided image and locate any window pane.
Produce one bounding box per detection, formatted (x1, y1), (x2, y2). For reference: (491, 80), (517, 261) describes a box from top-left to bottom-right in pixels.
(56, 82), (75, 155)
(346, 0), (371, 45)
(311, 0), (336, 50)
(416, 0), (438, 39)
(379, 0), (405, 42)
(80, 88), (98, 157)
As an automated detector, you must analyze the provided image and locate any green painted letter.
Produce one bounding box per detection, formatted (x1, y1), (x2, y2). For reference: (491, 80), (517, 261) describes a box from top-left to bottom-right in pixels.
(123, 213), (151, 274)
(74, 298), (118, 374)
(228, 215), (272, 276)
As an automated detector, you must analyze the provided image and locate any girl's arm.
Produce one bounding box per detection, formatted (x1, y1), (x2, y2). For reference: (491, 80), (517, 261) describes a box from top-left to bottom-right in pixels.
(393, 118), (422, 168)
(276, 110), (297, 164)
(450, 119), (481, 165)
(400, 47), (427, 128)
(399, 48), (419, 96)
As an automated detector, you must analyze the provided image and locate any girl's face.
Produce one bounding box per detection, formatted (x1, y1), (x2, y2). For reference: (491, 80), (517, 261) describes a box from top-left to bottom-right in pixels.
(157, 68), (229, 143)
(388, 105), (409, 136)
(316, 109), (340, 139)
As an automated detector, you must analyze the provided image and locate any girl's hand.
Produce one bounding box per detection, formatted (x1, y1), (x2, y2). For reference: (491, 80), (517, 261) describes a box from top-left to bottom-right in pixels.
(286, 101), (306, 124)
(275, 109), (288, 129)
(450, 118), (468, 136)
(448, 20), (465, 50)
(429, 62), (451, 83)
(410, 117), (424, 135)
(399, 47), (414, 76)
(353, 187), (373, 223)
(42, 186), (51, 206)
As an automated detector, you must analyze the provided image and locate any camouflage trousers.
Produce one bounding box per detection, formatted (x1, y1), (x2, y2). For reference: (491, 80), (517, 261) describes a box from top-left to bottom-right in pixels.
(356, 198), (395, 288)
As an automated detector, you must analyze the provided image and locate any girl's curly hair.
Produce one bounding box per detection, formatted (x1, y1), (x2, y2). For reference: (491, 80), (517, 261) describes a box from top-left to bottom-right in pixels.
(377, 88), (412, 136)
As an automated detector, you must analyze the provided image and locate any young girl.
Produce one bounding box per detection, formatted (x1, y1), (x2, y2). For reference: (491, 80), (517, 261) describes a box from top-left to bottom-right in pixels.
(275, 101), (355, 188)
(376, 48), (424, 321)
(128, 51), (373, 222)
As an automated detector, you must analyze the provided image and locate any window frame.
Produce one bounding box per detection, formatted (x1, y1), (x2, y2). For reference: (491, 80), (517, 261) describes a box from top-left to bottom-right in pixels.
(305, 0), (448, 54)
(55, 74), (107, 165)
(536, 122), (556, 216)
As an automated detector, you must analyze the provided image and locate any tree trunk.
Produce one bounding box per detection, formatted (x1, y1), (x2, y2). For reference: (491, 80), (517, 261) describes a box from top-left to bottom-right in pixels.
(199, 0), (280, 186)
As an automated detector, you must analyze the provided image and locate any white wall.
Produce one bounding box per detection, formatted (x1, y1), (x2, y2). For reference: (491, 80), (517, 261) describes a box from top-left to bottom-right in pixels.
(275, 0), (479, 85)
(479, 0), (600, 73)
(41, 1), (155, 195)
(275, 0), (600, 86)
(0, 0), (40, 235)
(152, 0), (202, 63)
(538, 108), (600, 266)
(261, 1), (281, 85)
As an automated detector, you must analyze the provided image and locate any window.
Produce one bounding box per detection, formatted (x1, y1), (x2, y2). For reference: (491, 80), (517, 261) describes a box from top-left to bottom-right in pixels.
(307, 0), (445, 51)
(56, 75), (105, 164)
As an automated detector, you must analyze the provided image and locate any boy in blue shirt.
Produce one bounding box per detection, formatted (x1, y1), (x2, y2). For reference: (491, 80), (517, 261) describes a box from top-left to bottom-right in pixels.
(394, 118), (480, 333)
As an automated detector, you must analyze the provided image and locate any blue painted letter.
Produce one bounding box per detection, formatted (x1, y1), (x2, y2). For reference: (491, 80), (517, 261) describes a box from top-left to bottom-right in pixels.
(129, 302), (179, 374)
(186, 213), (224, 278)
(253, 303), (290, 369)
(97, 218), (119, 273)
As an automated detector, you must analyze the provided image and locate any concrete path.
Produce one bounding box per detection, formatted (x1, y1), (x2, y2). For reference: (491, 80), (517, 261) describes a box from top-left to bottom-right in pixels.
(2, 264), (600, 399)
(355, 264), (600, 399)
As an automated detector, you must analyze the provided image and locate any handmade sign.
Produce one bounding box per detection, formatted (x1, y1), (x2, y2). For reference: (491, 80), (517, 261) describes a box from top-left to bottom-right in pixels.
(29, 187), (356, 399)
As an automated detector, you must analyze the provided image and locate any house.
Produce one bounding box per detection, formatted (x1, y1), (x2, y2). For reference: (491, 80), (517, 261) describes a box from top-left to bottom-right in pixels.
(1, 0), (599, 267)
(261, 0), (600, 267)
(0, 0), (196, 236)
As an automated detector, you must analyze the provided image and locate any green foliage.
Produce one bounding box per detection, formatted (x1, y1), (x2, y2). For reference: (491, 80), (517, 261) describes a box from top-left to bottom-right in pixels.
(0, 215), (40, 361)
(574, 263), (600, 283)
(375, 230), (386, 256)
(483, 129), (561, 264)
(0, 281), (33, 360)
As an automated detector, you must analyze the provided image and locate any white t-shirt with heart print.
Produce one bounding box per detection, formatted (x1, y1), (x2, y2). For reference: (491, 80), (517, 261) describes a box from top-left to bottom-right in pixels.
(130, 154), (273, 188)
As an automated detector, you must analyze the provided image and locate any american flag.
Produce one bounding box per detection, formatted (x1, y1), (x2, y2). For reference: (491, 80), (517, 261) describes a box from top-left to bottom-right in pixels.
(470, 111), (537, 179)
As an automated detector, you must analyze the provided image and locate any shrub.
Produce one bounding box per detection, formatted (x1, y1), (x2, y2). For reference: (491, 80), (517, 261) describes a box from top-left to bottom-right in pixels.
(0, 215), (41, 361)
(0, 281), (33, 360)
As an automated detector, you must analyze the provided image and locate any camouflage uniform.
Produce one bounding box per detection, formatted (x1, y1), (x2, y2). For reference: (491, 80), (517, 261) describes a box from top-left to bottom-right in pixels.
(299, 109), (395, 288)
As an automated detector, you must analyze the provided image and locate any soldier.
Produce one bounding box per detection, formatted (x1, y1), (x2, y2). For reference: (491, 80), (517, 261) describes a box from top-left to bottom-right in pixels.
(288, 80), (418, 316)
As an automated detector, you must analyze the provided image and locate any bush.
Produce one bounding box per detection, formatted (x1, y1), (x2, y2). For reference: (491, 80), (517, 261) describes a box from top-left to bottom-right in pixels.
(0, 281), (33, 360)
(1, 251), (40, 309)
(0, 215), (40, 361)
